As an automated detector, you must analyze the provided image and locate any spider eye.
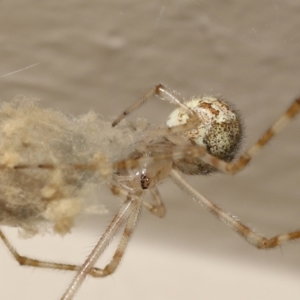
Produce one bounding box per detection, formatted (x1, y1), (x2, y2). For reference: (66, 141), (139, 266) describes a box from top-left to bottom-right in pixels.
(140, 173), (150, 189)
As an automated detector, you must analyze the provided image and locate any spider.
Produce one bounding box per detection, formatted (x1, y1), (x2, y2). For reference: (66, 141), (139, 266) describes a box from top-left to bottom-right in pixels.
(0, 84), (299, 300)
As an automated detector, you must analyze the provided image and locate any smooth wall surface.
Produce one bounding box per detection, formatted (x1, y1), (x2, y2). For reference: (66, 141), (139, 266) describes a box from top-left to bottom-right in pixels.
(0, 1), (300, 299)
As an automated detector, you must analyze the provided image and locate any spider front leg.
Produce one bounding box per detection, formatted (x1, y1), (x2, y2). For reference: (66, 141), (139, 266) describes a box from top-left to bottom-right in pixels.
(112, 84), (197, 127)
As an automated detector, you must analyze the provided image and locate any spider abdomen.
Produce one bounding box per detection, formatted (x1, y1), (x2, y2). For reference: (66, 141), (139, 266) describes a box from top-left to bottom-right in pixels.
(167, 96), (243, 175)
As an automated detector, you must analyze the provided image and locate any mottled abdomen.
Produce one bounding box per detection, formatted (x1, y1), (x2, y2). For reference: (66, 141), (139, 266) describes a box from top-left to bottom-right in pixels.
(167, 96), (243, 175)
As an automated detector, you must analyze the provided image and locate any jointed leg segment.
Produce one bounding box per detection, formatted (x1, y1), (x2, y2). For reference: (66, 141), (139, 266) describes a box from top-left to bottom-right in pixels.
(143, 187), (166, 218)
(112, 84), (198, 127)
(61, 196), (142, 300)
(0, 193), (143, 300)
(170, 169), (300, 249)
(0, 229), (107, 275)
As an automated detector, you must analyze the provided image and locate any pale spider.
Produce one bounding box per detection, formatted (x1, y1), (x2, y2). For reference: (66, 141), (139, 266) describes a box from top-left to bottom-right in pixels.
(0, 84), (299, 300)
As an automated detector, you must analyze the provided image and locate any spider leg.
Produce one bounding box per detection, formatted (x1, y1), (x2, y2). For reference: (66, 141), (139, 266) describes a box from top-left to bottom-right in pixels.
(143, 187), (166, 218)
(112, 84), (197, 127)
(170, 169), (300, 249)
(61, 195), (143, 300)
(0, 229), (106, 276)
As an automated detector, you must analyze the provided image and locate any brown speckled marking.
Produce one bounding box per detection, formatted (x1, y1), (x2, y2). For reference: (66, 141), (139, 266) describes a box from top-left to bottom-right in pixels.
(199, 101), (220, 117)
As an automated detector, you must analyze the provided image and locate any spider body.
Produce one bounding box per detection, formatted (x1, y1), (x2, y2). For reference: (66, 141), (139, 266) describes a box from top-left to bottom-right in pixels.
(0, 84), (299, 300)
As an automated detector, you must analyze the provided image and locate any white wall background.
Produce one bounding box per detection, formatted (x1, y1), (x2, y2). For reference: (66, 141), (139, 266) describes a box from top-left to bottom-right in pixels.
(0, 1), (299, 299)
